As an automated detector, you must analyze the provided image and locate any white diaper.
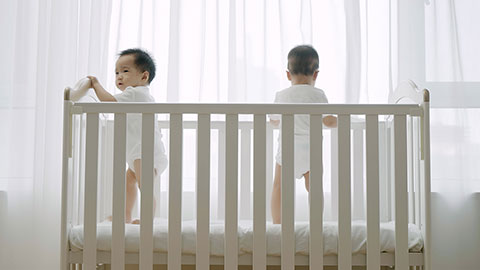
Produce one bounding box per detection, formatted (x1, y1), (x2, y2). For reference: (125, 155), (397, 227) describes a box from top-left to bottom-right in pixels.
(125, 113), (168, 175)
(275, 135), (311, 179)
(127, 142), (168, 175)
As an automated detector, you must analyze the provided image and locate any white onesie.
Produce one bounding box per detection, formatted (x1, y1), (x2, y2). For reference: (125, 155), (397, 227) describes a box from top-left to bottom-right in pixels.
(270, 84), (329, 179)
(114, 86), (168, 174)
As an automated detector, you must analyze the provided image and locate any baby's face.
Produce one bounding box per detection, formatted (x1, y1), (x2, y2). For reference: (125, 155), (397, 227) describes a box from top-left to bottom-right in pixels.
(115, 55), (148, 91)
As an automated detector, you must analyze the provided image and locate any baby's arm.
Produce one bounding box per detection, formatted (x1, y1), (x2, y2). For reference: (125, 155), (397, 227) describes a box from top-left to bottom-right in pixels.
(87, 76), (117, 102)
(322, 115), (337, 128)
(270, 119), (280, 127)
(268, 112), (281, 127)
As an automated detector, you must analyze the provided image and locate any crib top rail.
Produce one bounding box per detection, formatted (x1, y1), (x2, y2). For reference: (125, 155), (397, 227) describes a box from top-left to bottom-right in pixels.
(68, 102), (424, 116)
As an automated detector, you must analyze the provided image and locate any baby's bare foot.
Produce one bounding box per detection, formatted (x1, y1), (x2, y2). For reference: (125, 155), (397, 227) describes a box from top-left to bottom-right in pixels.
(131, 219), (140, 224)
(105, 215), (134, 224)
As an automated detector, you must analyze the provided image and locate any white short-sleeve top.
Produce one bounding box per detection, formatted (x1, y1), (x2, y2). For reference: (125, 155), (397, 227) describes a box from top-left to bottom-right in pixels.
(114, 86), (168, 173)
(270, 84), (328, 135)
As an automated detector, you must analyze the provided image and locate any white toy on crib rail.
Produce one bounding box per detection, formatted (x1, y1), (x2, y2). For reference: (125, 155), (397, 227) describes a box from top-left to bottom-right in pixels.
(66, 77), (100, 102)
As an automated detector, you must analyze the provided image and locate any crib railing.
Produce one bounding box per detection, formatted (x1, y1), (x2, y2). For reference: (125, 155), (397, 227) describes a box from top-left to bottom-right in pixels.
(82, 119), (379, 224)
(61, 99), (430, 270)
(70, 118), (407, 225)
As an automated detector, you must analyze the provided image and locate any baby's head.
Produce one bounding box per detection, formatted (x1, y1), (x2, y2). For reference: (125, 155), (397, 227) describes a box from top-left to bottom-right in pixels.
(286, 45), (319, 85)
(115, 48), (156, 91)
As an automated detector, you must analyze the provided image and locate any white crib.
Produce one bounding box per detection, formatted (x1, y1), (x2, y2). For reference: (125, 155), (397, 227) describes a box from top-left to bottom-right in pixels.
(60, 81), (431, 270)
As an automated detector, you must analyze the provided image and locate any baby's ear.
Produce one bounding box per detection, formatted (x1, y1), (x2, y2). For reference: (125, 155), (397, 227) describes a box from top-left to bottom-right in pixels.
(142, 71), (150, 82)
(313, 70), (319, 80)
(286, 70), (292, 81)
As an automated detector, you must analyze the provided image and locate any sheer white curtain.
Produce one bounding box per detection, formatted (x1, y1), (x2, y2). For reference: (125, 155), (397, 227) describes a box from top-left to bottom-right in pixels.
(1, 0), (391, 269)
(104, 0), (390, 104)
(425, 1), (480, 270)
(0, 1), (112, 269)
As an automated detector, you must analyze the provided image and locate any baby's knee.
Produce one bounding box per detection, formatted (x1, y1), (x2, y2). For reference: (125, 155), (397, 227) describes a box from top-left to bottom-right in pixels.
(126, 178), (137, 188)
(273, 178), (281, 189)
(126, 170), (137, 186)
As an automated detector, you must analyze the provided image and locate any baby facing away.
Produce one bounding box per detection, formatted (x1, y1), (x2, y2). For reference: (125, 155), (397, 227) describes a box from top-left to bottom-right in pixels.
(269, 45), (337, 224)
(70, 48), (168, 224)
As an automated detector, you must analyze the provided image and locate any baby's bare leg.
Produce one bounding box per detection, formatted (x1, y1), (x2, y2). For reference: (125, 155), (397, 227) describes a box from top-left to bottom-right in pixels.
(303, 171), (310, 192)
(106, 168), (136, 223)
(105, 168), (136, 223)
(131, 159), (157, 224)
(125, 168), (138, 223)
(271, 163), (282, 224)
(303, 171), (323, 216)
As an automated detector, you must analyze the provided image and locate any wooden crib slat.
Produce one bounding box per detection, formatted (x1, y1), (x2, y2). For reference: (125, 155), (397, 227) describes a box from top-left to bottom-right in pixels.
(281, 114), (295, 270)
(408, 117), (415, 223)
(240, 128), (251, 219)
(169, 113), (183, 270)
(266, 124), (274, 222)
(353, 128), (365, 220)
(112, 113), (127, 270)
(394, 115), (408, 270)
(379, 122), (388, 222)
(309, 114), (323, 269)
(387, 124), (394, 221)
(98, 121), (108, 227)
(414, 118), (421, 226)
(330, 128), (339, 221)
(225, 114), (238, 270)
(84, 113), (99, 270)
(140, 113), (155, 270)
(253, 114), (267, 270)
(366, 115), (380, 270)
(217, 127), (226, 220)
(72, 116), (81, 225)
(338, 115), (352, 270)
(78, 115), (86, 225)
(196, 114), (211, 270)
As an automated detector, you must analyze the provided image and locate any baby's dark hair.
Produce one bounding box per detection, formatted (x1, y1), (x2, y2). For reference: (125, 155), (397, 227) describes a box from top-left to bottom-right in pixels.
(119, 48), (156, 84)
(287, 45), (319, 76)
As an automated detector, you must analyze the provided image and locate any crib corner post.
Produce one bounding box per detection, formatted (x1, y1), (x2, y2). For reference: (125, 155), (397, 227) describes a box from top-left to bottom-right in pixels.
(421, 89), (432, 270)
(64, 87), (71, 101)
(61, 90), (73, 270)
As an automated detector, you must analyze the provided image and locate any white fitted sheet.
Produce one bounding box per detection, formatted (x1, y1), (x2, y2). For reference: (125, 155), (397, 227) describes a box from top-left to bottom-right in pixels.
(69, 219), (423, 256)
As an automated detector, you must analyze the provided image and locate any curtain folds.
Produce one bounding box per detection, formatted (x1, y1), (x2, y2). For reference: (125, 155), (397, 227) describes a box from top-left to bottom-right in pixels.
(1, 1), (112, 269)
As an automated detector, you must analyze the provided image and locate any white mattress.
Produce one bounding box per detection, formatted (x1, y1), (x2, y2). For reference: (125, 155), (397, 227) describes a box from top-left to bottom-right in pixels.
(69, 219), (423, 256)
